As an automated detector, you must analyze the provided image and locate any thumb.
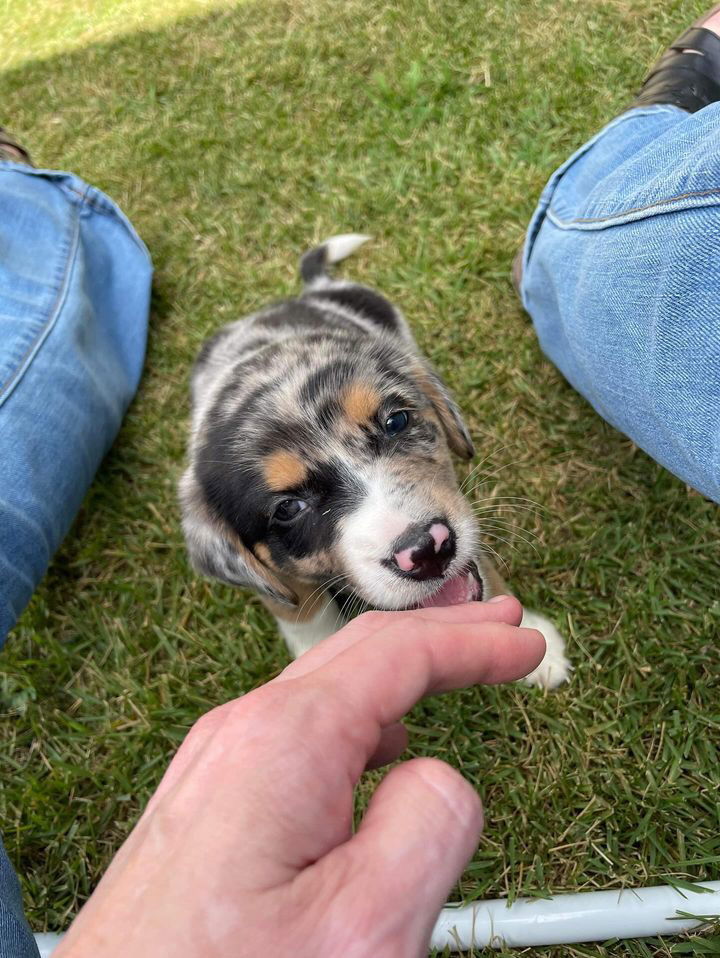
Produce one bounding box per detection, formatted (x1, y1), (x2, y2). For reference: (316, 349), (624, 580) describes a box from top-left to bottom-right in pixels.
(301, 758), (482, 957)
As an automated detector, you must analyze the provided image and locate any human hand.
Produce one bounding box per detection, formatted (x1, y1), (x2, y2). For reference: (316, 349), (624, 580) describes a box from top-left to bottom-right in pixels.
(55, 597), (544, 958)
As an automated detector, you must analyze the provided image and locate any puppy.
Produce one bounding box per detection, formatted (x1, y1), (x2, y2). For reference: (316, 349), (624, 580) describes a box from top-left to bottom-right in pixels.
(180, 236), (570, 688)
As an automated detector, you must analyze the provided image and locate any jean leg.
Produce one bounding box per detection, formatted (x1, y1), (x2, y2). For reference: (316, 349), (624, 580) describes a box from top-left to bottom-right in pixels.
(0, 163), (152, 644)
(0, 834), (39, 958)
(0, 164), (151, 948)
(522, 104), (720, 503)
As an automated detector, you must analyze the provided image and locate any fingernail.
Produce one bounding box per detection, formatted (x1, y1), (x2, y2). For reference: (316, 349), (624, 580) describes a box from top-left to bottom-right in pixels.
(488, 594), (509, 603)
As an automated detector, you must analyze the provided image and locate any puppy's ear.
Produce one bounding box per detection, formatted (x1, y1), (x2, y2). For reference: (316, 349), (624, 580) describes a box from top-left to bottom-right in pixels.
(179, 474), (298, 606)
(415, 361), (475, 459)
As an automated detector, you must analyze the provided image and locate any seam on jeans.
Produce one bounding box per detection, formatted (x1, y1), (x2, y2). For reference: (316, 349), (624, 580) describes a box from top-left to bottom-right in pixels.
(73, 181), (152, 262)
(0, 208), (81, 410)
(523, 105), (689, 253)
(0, 163), (152, 262)
(0, 164), (110, 215)
(65, 182), (115, 214)
(549, 186), (720, 225)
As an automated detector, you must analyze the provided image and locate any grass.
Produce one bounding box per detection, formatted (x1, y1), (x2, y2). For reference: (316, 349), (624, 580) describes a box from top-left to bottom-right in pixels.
(2, 0), (238, 70)
(1, 0), (719, 954)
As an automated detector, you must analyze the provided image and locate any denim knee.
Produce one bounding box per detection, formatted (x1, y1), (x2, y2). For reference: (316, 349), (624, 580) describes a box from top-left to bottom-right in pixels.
(0, 164), (152, 644)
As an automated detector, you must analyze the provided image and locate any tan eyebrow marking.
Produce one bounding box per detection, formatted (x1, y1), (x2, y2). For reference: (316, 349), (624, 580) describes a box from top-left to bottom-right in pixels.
(262, 450), (307, 491)
(342, 382), (381, 425)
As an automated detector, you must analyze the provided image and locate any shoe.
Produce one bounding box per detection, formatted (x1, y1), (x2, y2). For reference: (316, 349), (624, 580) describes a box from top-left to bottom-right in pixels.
(0, 127), (33, 165)
(632, 6), (720, 113)
(512, 7), (720, 299)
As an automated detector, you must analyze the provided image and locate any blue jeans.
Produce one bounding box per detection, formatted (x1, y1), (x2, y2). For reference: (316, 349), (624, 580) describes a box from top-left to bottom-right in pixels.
(0, 162), (151, 956)
(0, 835), (39, 958)
(0, 164), (152, 645)
(522, 104), (720, 503)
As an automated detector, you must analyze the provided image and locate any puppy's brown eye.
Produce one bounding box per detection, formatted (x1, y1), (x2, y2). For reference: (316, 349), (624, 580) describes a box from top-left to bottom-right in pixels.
(272, 499), (308, 525)
(384, 410), (410, 436)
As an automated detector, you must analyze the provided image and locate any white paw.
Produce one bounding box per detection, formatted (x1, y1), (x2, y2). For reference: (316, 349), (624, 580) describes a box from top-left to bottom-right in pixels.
(520, 610), (572, 690)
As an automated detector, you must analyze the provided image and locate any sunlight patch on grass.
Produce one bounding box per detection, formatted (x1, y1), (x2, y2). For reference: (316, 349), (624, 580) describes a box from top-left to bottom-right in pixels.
(3, 0), (241, 70)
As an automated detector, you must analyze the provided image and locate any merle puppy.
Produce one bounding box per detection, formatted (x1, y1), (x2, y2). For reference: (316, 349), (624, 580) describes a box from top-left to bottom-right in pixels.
(180, 236), (570, 687)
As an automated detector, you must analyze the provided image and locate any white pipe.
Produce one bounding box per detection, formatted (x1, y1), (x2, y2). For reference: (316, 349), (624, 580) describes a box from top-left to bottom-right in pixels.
(431, 882), (720, 951)
(35, 881), (720, 955)
(33, 933), (63, 957)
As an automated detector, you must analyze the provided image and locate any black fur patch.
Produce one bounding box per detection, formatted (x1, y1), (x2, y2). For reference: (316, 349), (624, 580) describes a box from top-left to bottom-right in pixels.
(195, 426), (267, 545)
(299, 245), (327, 284)
(267, 458), (363, 560)
(311, 286), (399, 331)
(253, 418), (317, 459)
(255, 302), (345, 333)
(211, 375), (280, 425)
(314, 398), (342, 430)
(299, 361), (355, 404)
(309, 458), (363, 511)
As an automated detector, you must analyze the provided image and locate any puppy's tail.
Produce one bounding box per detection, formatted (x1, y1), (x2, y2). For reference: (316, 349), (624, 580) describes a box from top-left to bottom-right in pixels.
(300, 234), (372, 285)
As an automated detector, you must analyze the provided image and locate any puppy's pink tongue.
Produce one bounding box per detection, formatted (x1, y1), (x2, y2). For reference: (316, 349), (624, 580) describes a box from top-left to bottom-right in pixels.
(419, 571), (477, 608)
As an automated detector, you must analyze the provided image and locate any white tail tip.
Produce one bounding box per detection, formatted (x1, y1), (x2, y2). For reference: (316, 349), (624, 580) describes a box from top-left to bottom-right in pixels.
(324, 233), (372, 264)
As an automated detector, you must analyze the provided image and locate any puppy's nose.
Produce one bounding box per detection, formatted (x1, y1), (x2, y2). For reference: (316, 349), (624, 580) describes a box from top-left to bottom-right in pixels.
(392, 520), (455, 580)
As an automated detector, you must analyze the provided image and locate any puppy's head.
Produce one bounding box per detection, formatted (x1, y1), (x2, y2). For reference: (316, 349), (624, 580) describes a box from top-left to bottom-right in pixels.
(181, 335), (486, 613)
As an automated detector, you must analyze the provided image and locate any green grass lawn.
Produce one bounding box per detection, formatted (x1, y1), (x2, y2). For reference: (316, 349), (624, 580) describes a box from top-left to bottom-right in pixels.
(4, 0), (236, 71)
(1, 0), (719, 954)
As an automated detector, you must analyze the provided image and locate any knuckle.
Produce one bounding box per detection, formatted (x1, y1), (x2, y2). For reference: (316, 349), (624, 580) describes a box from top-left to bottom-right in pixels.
(186, 702), (230, 743)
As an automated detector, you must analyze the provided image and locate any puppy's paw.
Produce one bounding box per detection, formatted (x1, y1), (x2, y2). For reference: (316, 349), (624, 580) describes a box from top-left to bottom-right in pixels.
(520, 610), (572, 690)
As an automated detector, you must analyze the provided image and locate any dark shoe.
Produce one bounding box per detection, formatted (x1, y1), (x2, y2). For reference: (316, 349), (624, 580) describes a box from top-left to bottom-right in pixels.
(513, 9), (720, 299)
(0, 128), (33, 166)
(632, 12), (720, 114)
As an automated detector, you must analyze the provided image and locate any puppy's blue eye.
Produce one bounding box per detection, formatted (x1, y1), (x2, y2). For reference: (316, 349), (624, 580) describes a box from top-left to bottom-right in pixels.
(272, 499), (308, 525)
(384, 410), (410, 436)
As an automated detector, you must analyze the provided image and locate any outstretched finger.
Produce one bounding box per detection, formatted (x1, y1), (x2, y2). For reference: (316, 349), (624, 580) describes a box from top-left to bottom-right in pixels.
(273, 595), (524, 684)
(287, 614), (545, 780)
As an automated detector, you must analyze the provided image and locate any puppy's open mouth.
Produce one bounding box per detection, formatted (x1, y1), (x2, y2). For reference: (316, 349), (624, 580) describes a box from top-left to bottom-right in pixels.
(329, 563), (484, 614)
(417, 562), (484, 609)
